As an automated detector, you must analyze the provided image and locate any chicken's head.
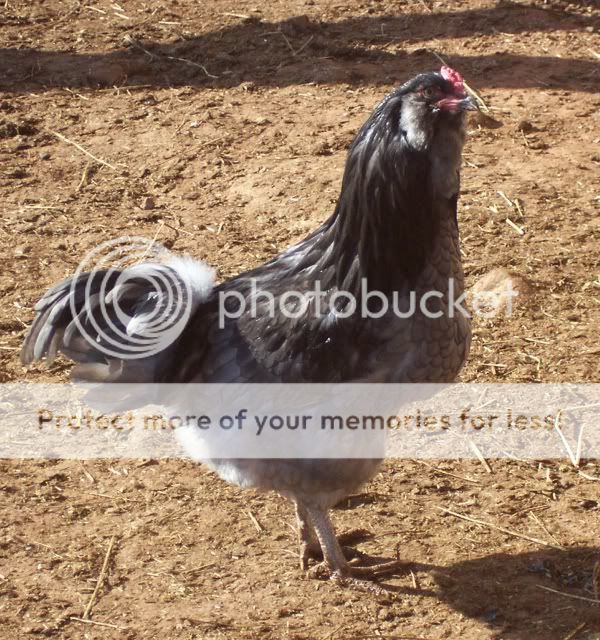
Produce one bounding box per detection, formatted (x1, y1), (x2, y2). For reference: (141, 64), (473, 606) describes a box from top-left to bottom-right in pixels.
(366, 66), (479, 151)
(404, 66), (477, 115)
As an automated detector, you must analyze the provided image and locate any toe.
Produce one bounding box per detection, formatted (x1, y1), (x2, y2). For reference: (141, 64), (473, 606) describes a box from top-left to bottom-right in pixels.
(349, 559), (407, 578)
(336, 528), (372, 546)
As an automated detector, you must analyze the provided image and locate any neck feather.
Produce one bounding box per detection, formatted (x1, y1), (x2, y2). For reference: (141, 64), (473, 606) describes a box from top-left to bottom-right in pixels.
(308, 123), (446, 295)
(286, 101), (465, 298)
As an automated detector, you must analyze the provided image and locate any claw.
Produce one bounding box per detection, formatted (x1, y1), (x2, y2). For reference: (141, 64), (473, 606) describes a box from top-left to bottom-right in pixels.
(307, 559), (408, 586)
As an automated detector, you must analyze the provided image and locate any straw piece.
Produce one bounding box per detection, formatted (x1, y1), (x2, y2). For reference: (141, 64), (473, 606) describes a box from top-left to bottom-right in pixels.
(438, 507), (564, 550)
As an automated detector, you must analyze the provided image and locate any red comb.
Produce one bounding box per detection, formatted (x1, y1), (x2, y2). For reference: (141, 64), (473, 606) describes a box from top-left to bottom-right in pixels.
(440, 65), (465, 93)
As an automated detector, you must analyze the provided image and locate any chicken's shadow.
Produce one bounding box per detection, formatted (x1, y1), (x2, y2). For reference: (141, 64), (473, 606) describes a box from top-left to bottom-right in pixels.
(1, 3), (597, 93)
(357, 546), (600, 639)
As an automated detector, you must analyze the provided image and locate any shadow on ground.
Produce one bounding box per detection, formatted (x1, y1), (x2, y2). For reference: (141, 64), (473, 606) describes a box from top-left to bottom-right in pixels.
(1, 4), (597, 93)
(429, 546), (600, 639)
(350, 545), (599, 639)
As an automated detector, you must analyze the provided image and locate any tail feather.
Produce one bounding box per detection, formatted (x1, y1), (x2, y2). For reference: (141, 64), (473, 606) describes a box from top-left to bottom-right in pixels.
(21, 256), (215, 383)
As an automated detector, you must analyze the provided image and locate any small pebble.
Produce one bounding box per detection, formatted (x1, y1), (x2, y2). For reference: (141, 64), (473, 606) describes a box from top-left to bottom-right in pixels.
(14, 245), (29, 256)
(38, 151), (51, 160)
(517, 119), (534, 133)
(481, 608), (499, 622)
(377, 608), (393, 622)
(141, 196), (155, 210)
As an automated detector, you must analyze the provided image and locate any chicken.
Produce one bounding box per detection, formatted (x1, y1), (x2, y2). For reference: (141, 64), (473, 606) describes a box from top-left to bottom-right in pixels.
(21, 66), (475, 586)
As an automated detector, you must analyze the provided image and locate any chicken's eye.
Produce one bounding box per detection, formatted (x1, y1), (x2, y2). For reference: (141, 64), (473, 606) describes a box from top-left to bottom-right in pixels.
(421, 87), (437, 99)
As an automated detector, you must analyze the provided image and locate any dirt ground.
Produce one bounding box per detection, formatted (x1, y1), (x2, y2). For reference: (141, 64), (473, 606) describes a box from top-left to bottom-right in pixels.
(1, 0), (599, 638)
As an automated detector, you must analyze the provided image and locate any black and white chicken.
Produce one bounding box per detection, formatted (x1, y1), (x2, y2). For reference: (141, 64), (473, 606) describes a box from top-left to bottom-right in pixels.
(22, 66), (475, 584)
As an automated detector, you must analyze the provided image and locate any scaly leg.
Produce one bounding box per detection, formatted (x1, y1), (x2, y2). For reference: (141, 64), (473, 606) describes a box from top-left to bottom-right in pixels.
(305, 504), (406, 584)
(295, 502), (320, 570)
(295, 502), (371, 569)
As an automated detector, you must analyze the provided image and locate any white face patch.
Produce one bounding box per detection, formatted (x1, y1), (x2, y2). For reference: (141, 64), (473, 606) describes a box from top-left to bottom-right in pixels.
(399, 99), (432, 151)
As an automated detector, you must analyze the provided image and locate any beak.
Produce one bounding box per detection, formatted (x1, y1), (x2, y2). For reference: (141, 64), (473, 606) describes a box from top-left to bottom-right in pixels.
(458, 94), (479, 111)
(435, 94), (480, 113)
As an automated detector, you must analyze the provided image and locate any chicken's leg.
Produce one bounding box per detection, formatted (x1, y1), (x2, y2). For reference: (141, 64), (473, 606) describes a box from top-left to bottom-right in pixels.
(295, 502), (321, 570)
(304, 504), (406, 582)
(295, 502), (371, 569)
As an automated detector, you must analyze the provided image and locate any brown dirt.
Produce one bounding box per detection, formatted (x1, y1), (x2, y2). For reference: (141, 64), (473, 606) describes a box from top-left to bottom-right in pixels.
(1, 0), (599, 638)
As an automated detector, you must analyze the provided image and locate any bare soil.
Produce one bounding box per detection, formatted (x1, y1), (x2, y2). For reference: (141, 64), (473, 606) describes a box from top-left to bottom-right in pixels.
(1, 1), (599, 638)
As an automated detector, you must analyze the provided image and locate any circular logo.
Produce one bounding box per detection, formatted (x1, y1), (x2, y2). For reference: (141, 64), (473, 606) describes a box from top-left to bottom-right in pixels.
(70, 237), (196, 360)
